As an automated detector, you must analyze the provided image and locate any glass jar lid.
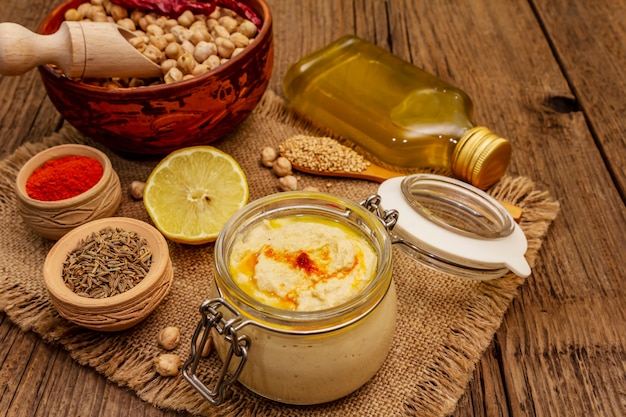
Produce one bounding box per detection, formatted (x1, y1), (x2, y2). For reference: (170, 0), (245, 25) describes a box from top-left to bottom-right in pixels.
(375, 174), (530, 279)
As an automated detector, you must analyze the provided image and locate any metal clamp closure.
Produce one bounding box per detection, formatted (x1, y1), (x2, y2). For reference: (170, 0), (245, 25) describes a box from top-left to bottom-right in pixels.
(182, 298), (250, 405)
(361, 194), (399, 230)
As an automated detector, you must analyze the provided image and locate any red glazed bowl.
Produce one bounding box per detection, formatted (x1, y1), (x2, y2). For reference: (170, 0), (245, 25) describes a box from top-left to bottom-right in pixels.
(37, 0), (273, 155)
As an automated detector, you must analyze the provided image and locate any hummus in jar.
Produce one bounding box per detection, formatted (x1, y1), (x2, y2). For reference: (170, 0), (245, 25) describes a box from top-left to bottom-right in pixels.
(229, 215), (377, 311)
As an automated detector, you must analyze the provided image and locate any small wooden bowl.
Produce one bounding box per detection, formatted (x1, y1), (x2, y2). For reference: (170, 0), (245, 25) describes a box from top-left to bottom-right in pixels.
(43, 217), (173, 332)
(15, 144), (122, 240)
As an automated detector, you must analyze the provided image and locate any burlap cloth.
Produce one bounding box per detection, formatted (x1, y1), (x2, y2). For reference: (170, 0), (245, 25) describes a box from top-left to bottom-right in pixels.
(0, 90), (559, 417)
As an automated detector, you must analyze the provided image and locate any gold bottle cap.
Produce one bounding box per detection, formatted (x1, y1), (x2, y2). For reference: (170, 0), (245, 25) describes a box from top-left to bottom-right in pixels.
(451, 127), (512, 190)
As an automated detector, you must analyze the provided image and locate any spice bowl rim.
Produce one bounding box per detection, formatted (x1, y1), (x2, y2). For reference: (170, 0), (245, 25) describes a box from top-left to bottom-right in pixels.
(43, 216), (171, 311)
(15, 143), (115, 208)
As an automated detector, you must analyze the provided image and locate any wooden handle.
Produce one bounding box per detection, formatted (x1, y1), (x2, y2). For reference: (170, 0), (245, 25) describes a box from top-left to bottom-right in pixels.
(0, 22), (72, 76)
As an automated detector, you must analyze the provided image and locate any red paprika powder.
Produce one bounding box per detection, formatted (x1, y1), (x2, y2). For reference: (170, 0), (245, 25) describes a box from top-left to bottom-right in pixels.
(25, 155), (104, 201)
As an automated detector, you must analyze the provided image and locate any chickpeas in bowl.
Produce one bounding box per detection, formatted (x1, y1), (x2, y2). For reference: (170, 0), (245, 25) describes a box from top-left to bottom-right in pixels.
(38, 0), (273, 155)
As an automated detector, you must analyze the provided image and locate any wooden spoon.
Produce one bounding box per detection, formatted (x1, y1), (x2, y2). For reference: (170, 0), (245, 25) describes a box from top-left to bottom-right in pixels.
(0, 21), (163, 79)
(285, 157), (524, 222)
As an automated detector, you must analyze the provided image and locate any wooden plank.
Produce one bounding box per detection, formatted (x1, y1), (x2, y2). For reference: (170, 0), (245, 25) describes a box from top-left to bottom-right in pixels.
(0, 0), (624, 416)
(531, 0), (626, 197)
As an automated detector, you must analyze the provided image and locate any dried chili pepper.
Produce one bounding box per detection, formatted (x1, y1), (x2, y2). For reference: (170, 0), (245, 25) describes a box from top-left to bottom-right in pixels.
(110, 0), (261, 28)
(25, 155), (103, 201)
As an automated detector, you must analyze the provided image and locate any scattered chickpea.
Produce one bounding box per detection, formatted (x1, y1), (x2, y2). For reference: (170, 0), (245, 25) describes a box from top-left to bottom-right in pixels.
(157, 326), (181, 350)
(154, 354), (182, 377)
(195, 334), (213, 358)
(303, 186), (321, 192)
(278, 175), (298, 191)
(272, 157), (292, 177)
(129, 180), (145, 199)
(260, 146), (278, 167)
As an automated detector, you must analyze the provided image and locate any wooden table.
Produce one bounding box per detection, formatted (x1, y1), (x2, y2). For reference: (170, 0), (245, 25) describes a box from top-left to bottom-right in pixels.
(1, 1), (624, 416)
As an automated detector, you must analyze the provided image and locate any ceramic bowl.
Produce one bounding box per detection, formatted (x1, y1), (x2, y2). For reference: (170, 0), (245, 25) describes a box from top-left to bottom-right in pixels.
(15, 144), (122, 240)
(43, 217), (173, 332)
(37, 0), (274, 155)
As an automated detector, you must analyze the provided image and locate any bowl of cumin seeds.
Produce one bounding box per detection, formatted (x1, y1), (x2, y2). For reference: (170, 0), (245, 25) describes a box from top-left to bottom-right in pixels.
(43, 217), (173, 331)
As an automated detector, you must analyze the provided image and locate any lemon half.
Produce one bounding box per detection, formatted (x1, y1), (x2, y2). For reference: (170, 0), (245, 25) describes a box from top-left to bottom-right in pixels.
(144, 146), (249, 244)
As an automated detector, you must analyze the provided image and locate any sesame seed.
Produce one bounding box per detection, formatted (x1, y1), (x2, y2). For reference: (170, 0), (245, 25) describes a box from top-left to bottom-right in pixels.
(279, 135), (370, 173)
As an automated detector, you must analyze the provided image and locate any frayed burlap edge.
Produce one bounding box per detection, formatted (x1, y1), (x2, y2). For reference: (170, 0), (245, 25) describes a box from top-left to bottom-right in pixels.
(403, 175), (560, 416)
(0, 90), (560, 417)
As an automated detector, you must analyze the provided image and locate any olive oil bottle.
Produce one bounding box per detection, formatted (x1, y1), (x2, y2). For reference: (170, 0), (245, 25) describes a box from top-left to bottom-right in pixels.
(282, 35), (512, 189)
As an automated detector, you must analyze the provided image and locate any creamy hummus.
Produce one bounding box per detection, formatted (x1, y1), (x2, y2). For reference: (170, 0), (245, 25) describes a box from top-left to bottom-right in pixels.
(229, 215), (377, 311)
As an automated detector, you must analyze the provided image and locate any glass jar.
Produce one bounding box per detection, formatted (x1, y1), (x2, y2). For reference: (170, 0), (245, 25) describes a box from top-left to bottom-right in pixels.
(182, 175), (530, 405)
(283, 35), (512, 190)
(183, 192), (396, 405)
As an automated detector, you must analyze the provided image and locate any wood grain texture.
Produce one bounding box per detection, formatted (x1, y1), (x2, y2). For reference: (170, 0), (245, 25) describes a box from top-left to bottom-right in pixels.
(1, 0), (624, 416)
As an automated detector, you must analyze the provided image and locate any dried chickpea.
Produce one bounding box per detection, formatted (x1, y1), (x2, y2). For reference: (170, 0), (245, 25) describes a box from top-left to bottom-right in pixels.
(142, 44), (162, 63)
(204, 55), (221, 70)
(218, 16), (238, 33)
(212, 24), (230, 40)
(190, 29), (211, 45)
(146, 23), (164, 37)
(161, 58), (178, 73)
(164, 67), (183, 84)
(195, 335), (213, 357)
(192, 64), (209, 76)
(177, 10), (195, 27)
(181, 40), (195, 55)
(278, 175), (298, 191)
(232, 48), (244, 58)
(110, 4), (128, 21)
(129, 180), (145, 200)
(149, 34), (168, 51)
(91, 11), (109, 22)
(177, 53), (196, 74)
(238, 20), (257, 38)
(164, 43), (181, 60)
(130, 10), (144, 25)
(194, 41), (217, 63)
(77, 3), (91, 18)
(117, 17), (135, 32)
(216, 37), (235, 58)
(154, 354), (181, 377)
(157, 326), (181, 350)
(261, 146), (278, 167)
(128, 78), (146, 87)
(208, 9), (221, 20)
(230, 32), (250, 48)
(64, 8), (82, 21)
(163, 18), (178, 31)
(273, 157), (293, 177)
(128, 36), (147, 52)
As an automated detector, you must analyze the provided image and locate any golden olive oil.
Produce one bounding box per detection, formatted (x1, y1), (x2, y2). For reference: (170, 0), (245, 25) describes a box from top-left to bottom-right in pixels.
(283, 35), (511, 189)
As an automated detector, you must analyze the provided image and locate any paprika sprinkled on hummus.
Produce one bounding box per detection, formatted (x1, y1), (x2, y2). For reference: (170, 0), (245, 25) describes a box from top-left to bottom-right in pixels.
(229, 215), (377, 311)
